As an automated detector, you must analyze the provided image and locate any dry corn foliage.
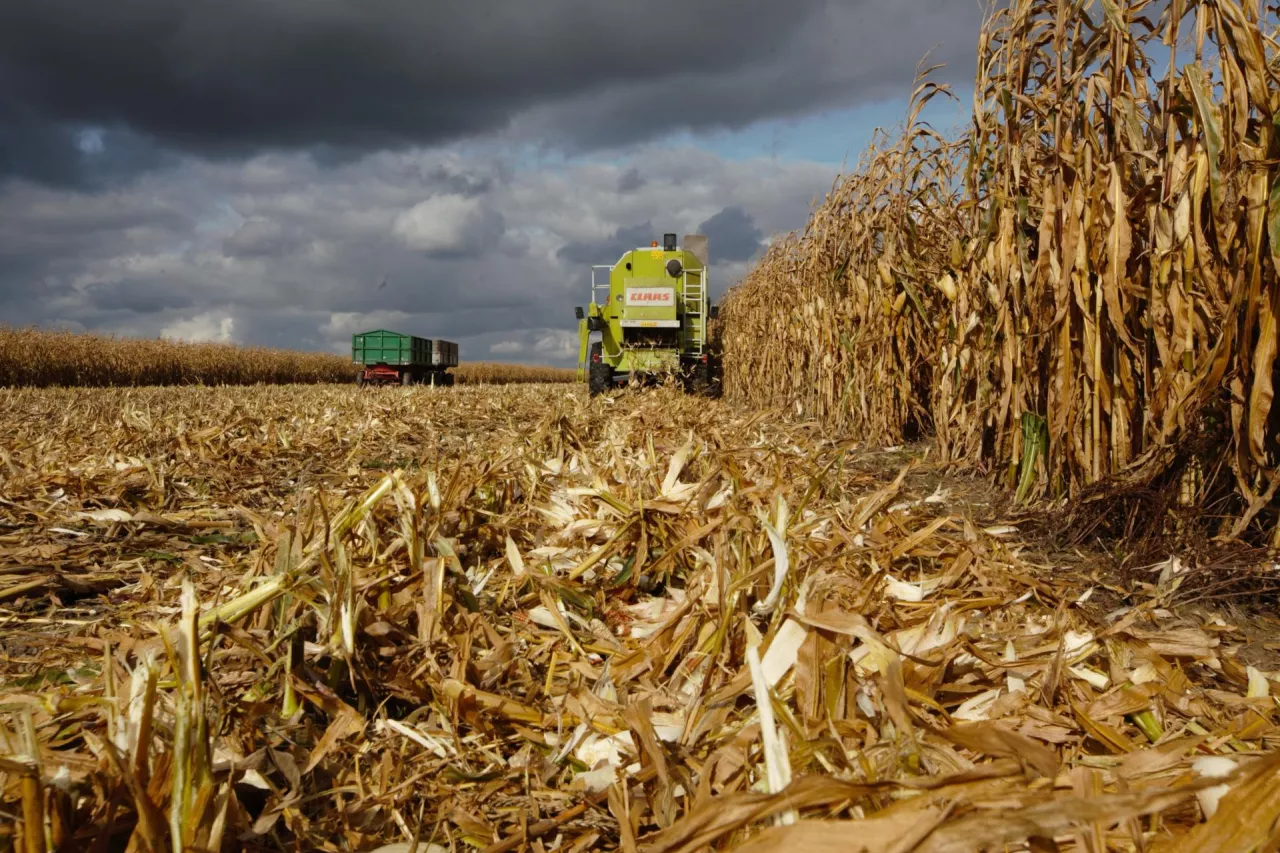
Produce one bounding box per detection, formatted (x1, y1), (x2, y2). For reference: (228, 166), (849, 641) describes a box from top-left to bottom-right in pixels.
(1, 383), (1278, 852)
(455, 363), (578, 385)
(0, 328), (574, 388)
(721, 0), (1280, 543)
(719, 62), (965, 445)
(0, 327), (353, 387)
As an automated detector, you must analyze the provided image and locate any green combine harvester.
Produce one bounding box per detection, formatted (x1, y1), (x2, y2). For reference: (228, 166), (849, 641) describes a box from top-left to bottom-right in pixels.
(574, 232), (718, 396)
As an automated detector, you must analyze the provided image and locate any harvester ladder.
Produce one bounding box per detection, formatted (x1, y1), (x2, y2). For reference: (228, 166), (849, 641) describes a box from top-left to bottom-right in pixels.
(683, 269), (707, 354)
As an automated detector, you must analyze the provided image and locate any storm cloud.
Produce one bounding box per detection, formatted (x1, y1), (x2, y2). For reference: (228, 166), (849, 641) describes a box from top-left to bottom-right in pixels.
(698, 207), (764, 263)
(2, 145), (837, 363)
(1, 0), (983, 184)
(556, 222), (659, 267)
(0, 0), (986, 365)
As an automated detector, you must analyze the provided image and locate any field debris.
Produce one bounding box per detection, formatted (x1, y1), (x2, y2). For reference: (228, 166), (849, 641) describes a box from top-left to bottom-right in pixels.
(1, 383), (1277, 851)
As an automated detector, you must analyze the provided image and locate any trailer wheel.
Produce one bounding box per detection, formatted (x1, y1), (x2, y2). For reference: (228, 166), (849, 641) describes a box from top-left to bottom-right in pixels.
(401, 370), (414, 386)
(356, 370), (366, 388)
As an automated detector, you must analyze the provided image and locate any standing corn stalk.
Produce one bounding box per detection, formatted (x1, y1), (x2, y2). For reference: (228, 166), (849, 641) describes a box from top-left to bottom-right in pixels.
(721, 58), (967, 447)
(722, 0), (1280, 543)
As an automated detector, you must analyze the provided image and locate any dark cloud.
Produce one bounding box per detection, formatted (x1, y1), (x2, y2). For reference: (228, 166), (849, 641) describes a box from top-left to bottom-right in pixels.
(0, 0), (984, 185)
(0, 105), (86, 189)
(0, 104), (177, 189)
(556, 222), (658, 267)
(697, 206), (763, 263)
(617, 168), (646, 194)
(0, 0), (803, 183)
(425, 165), (500, 198)
(223, 218), (302, 258)
(235, 310), (347, 352)
(502, 3), (983, 151)
(85, 278), (197, 313)
(0, 183), (193, 312)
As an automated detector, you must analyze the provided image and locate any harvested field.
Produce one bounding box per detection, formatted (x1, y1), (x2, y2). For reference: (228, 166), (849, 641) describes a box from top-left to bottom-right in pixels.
(0, 328), (575, 388)
(2, 383), (1278, 852)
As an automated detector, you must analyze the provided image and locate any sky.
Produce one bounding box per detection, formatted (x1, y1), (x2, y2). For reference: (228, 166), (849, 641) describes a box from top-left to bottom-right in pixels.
(0, 0), (985, 367)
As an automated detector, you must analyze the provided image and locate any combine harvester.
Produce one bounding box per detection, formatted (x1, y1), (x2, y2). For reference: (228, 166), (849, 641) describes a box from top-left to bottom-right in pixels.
(352, 329), (458, 386)
(574, 232), (718, 397)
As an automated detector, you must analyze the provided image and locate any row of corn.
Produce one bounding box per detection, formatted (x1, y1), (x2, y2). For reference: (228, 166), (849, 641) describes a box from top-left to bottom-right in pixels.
(719, 0), (1280, 542)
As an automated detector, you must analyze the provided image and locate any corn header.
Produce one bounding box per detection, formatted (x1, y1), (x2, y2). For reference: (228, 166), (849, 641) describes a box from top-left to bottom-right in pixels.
(575, 232), (718, 396)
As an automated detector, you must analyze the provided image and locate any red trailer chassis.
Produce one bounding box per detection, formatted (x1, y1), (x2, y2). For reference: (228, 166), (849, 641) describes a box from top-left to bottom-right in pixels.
(356, 365), (454, 386)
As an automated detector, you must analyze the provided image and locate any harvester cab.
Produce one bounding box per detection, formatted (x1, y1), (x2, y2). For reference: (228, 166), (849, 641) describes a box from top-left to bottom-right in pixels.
(575, 232), (717, 397)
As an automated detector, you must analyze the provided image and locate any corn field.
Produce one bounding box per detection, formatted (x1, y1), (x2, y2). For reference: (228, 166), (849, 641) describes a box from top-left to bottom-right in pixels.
(455, 361), (578, 385)
(721, 0), (1280, 542)
(0, 327), (575, 387)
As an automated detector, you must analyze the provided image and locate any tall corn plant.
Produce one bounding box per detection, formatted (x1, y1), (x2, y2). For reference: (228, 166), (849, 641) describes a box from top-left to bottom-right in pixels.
(721, 61), (968, 446)
(723, 0), (1280, 542)
(942, 0), (1280, 538)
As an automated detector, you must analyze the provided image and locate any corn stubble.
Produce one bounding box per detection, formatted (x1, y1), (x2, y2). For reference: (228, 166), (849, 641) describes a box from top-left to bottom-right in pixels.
(0, 327), (575, 387)
(1, 382), (1278, 852)
(721, 0), (1280, 542)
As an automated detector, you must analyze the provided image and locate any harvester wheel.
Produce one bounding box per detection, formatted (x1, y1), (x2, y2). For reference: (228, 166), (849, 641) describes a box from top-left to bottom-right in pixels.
(682, 356), (720, 397)
(589, 362), (612, 396)
(686, 359), (711, 396)
(703, 355), (723, 398)
(588, 343), (611, 397)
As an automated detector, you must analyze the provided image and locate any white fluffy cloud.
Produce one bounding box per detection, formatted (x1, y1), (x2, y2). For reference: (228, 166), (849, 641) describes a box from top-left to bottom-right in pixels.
(531, 330), (579, 360)
(161, 311), (236, 343)
(393, 194), (485, 253)
(322, 311), (415, 340)
(485, 330), (586, 362)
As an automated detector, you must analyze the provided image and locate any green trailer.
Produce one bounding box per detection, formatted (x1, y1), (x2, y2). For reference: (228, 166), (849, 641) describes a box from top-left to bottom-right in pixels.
(352, 329), (458, 386)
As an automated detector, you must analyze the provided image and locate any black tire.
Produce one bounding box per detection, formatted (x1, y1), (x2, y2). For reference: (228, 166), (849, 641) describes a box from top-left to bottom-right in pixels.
(589, 362), (612, 396)
(401, 370), (414, 386)
(588, 342), (611, 397)
(703, 354), (723, 398)
(444, 372), (455, 387)
(356, 370), (365, 387)
(688, 357), (717, 397)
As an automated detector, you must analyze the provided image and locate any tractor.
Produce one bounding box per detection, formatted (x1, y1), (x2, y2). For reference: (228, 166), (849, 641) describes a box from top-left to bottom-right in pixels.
(575, 232), (718, 397)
